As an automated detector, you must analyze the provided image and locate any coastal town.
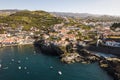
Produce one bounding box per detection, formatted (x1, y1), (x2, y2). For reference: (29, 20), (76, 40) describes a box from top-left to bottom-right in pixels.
(0, 10), (120, 80)
(1, 0), (120, 80)
(1, 16), (120, 47)
(0, 25), (36, 47)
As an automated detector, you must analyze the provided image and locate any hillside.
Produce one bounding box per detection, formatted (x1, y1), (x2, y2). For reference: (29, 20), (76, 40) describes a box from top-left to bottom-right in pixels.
(0, 10), (63, 30)
(51, 12), (120, 22)
(0, 9), (20, 16)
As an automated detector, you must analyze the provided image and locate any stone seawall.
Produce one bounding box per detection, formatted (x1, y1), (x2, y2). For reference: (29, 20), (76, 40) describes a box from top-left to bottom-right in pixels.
(86, 44), (120, 57)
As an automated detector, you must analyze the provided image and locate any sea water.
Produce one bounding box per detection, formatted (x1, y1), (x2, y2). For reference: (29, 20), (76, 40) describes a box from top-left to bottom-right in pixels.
(0, 45), (113, 80)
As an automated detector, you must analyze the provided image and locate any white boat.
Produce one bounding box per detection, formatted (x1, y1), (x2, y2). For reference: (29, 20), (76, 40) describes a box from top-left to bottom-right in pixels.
(58, 71), (62, 75)
(50, 66), (53, 69)
(18, 66), (22, 69)
(11, 59), (14, 61)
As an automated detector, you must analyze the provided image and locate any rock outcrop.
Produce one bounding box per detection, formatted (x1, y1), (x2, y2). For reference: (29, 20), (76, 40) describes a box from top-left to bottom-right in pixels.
(99, 58), (120, 80)
(61, 49), (100, 64)
(61, 53), (81, 64)
(34, 39), (64, 56)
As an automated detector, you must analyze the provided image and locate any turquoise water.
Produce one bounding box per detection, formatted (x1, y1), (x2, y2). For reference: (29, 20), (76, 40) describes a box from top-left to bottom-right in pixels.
(0, 45), (113, 80)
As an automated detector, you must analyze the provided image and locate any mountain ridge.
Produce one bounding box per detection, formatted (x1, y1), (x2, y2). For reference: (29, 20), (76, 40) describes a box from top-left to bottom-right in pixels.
(0, 9), (120, 22)
(0, 9), (120, 17)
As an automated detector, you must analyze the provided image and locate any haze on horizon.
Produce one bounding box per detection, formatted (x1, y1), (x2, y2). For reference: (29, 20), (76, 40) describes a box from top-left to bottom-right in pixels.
(0, 0), (120, 16)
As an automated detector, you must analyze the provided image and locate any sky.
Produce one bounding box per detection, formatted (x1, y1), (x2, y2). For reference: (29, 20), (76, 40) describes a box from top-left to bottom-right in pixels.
(0, 0), (120, 16)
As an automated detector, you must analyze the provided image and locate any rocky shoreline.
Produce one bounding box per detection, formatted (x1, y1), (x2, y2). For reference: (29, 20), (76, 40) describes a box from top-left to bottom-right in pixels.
(61, 49), (100, 64)
(34, 39), (120, 80)
(99, 57), (120, 80)
(61, 50), (120, 80)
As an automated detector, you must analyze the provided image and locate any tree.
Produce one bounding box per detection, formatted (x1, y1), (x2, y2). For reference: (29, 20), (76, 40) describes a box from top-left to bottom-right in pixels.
(110, 23), (120, 31)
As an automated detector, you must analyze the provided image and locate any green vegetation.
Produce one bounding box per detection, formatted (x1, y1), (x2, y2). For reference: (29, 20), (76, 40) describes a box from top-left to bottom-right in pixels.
(0, 10), (63, 30)
(110, 23), (120, 31)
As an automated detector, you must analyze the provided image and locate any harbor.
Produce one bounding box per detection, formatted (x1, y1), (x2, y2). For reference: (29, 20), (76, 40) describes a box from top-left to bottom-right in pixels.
(0, 45), (113, 80)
